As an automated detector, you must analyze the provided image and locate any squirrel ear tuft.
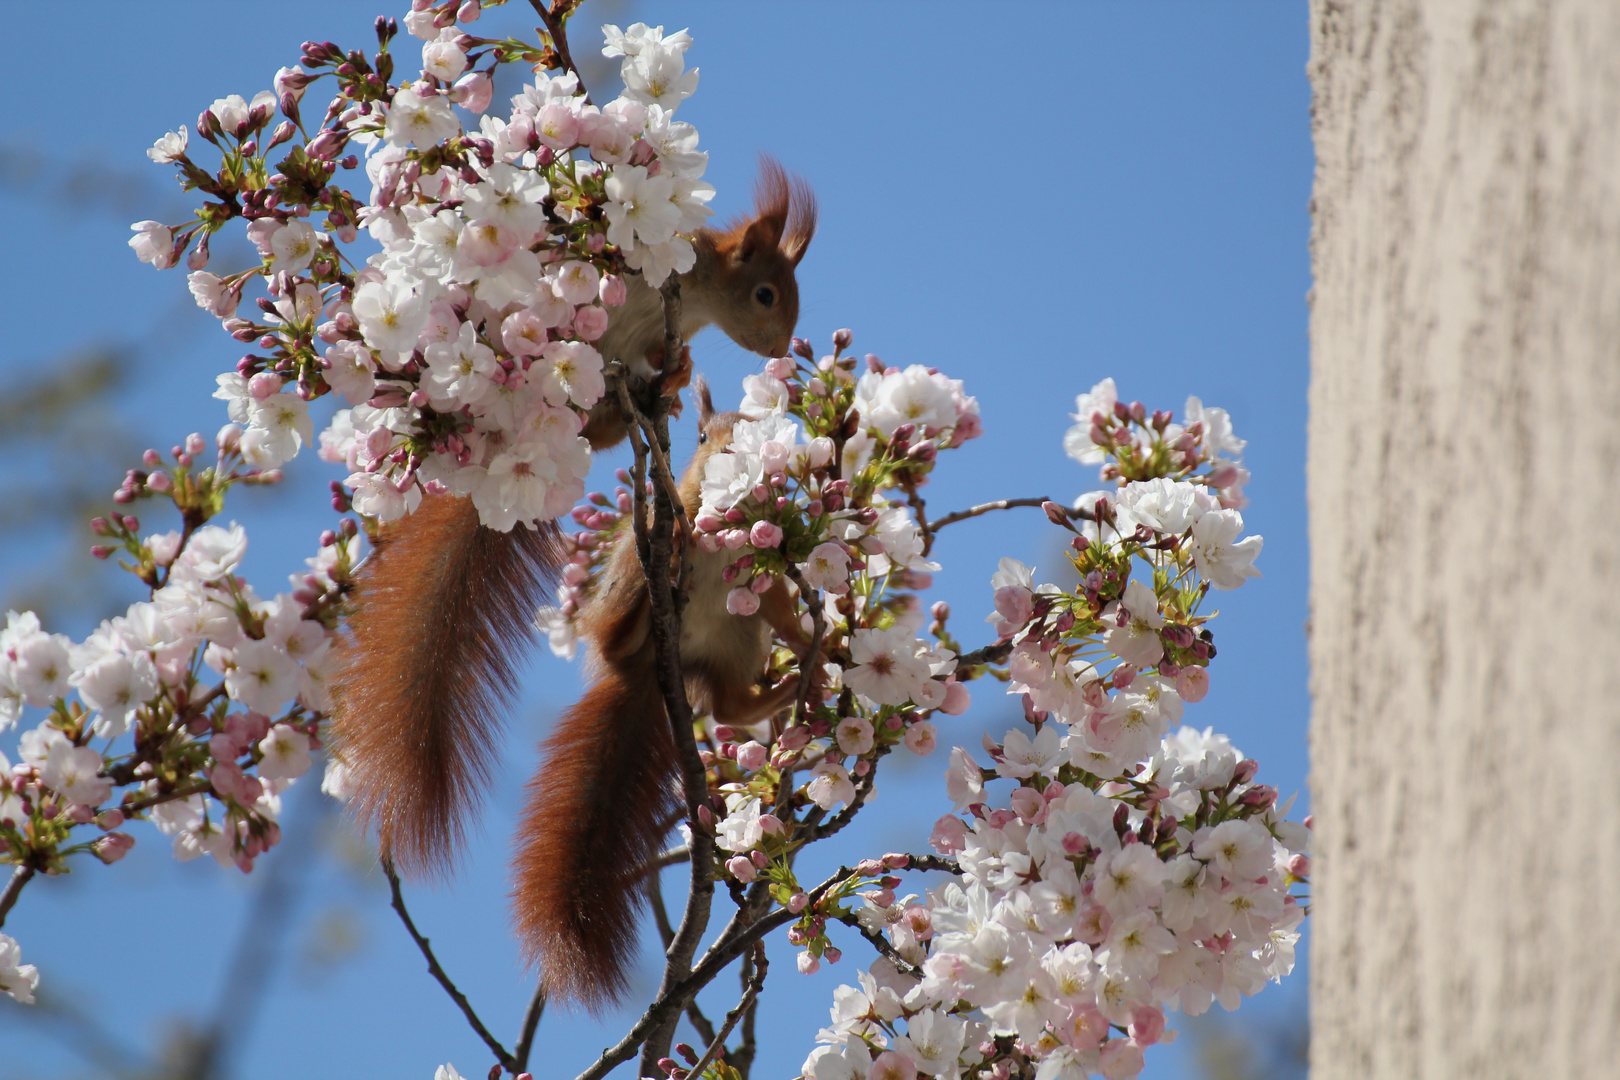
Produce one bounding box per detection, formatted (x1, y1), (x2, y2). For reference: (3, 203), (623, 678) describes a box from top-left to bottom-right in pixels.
(756, 154), (816, 267)
(695, 376), (715, 425)
(710, 155), (815, 265)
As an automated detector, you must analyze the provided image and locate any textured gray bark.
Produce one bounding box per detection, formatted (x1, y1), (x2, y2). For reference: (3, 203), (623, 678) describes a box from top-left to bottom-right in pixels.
(1307, 1), (1620, 1077)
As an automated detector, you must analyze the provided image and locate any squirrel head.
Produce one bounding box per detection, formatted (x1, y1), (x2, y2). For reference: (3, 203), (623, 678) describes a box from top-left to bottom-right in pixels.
(679, 377), (744, 513)
(697, 156), (816, 358)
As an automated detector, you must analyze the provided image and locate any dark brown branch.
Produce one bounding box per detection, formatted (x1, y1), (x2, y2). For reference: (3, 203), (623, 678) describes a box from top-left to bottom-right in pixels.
(630, 278), (719, 1077)
(783, 564), (826, 724)
(928, 496), (1058, 536)
(527, 0), (593, 105)
(382, 858), (515, 1074)
(0, 864), (36, 930)
(121, 780), (211, 814)
(957, 639), (1017, 671)
(513, 979), (546, 1075)
(685, 942), (768, 1080)
(831, 911), (921, 978)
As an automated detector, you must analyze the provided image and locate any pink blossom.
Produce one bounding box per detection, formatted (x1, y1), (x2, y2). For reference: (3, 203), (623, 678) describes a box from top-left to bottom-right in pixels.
(128, 221), (175, 268)
(903, 720), (937, 755)
(725, 855), (756, 883)
(939, 680), (971, 715)
(749, 520), (784, 549)
(1176, 666), (1210, 702)
(451, 70), (492, 112)
(726, 587), (759, 616)
(573, 305), (609, 341)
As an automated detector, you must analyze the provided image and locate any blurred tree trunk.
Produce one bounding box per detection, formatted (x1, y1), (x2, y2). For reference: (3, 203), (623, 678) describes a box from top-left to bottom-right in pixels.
(1307, 1), (1620, 1077)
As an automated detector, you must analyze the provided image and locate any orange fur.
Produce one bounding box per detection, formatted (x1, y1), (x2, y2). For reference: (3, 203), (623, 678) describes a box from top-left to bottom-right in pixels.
(333, 496), (563, 875)
(509, 401), (818, 1008)
(511, 650), (678, 1007)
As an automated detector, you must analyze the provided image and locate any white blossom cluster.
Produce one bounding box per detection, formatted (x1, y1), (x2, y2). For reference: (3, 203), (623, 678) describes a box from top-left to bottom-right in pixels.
(0, 434), (357, 1004)
(802, 729), (1306, 1080)
(1065, 378), (1249, 510)
(794, 384), (1303, 1080)
(141, 12), (714, 533)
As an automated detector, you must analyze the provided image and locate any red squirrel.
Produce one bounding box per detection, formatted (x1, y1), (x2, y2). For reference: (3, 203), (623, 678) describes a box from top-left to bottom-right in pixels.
(512, 383), (816, 1006)
(332, 161), (816, 879)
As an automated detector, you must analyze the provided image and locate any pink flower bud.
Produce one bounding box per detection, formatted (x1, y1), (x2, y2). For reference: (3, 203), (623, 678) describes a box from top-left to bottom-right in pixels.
(147, 471), (173, 493)
(736, 741), (768, 770)
(725, 855), (756, 883)
(787, 891), (809, 913)
(779, 725), (811, 752)
(573, 305), (609, 341)
(749, 573), (774, 595)
(726, 587), (761, 616)
(248, 372), (282, 400)
(1288, 853), (1311, 878)
(806, 437), (834, 469)
(822, 946), (842, 964)
(748, 520), (784, 548)
(797, 951), (819, 975)
(599, 274), (627, 306)
(93, 832), (136, 864)
(764, 356), (795, 380)
(1128, 1006), (1165, 1046)
(1176, 665), (1210, 703)
(938, 680), (971, 716)
(722, 528), (748, 550)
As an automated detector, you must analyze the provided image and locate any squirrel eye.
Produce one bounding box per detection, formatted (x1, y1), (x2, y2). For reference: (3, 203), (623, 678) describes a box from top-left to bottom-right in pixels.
(698, 430), (708, 444)
(754, 285), (775, 308)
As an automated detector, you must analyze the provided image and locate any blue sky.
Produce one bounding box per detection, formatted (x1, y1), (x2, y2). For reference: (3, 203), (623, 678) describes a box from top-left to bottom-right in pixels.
(1, 3), (1311, 1078)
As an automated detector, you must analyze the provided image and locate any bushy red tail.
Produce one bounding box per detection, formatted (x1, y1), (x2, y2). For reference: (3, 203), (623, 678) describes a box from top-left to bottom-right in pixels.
(511, 663), (680, 1007)
(334, 494), (563, 875)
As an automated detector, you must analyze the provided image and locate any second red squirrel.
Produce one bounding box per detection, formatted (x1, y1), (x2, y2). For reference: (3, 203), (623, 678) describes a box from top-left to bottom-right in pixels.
(331, 162), (816, 876)
(511, 383), (816, 1006)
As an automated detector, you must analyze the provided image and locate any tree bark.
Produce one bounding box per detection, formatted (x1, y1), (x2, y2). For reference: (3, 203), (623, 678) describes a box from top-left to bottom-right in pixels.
(1307, 2), (1620, 1077)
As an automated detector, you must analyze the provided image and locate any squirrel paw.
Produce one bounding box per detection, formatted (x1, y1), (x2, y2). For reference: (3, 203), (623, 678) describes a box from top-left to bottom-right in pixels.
(646, 343), (694, 397)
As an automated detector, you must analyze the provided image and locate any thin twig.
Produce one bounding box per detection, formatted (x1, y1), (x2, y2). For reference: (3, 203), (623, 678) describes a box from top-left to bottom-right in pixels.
(783, 564), (826, 724)
(957, 639), (1017, 671)
(732, 970), (762, 1080)
(649, 865), (677, 951)
(382, 858), (515, 1074)
(121, 780), (211, 814)
(650, 844), (691, 872)
(685, 942), (769, 1080)
(927, 496), (1057, 537)
(685, 999), (717, 1051)
(527, 0), (593, 105)
(513, 979), (547, 1074)
(0, 864), (35, 931)
(830, 912), (921, 978)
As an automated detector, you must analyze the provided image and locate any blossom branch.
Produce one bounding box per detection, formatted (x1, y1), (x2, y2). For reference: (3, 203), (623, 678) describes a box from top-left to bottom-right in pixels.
(121, 780), (211, 815)
(575, 863), (871, 1080)
(381, 858), (515, 1074)
(783, 564), (826, 721)
(631, 278), (719, 1077)
(684, 942), (768, 1080)
(512, 980), (547, 1076)
(928, 496), (1059, 535)
(830, 911), (920, 978)
(955, 639), (1017, 671)
(526, 0), (593, 105)
(0, 865), (36, 930)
